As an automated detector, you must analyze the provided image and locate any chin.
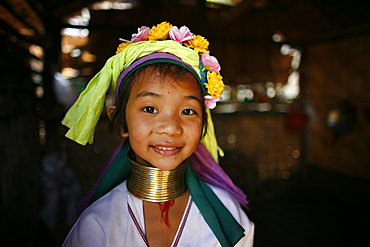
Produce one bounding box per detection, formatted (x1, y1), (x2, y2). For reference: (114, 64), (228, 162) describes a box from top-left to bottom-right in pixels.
(154, 163), (179, 171)
(153, 158), (188, 171)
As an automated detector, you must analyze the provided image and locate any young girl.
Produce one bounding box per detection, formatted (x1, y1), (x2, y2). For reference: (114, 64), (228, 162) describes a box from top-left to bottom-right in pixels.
(62, 22), (254, 247)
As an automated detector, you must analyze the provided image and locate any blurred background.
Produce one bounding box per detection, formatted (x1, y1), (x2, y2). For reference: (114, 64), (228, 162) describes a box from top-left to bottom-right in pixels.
(1, 0), (370, 246)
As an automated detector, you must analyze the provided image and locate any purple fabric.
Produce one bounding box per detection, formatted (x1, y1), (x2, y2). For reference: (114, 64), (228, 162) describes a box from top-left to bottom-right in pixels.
(192, 143), (249, 208)
(75, 140), (127, 216)
(115, 53), (197, 102)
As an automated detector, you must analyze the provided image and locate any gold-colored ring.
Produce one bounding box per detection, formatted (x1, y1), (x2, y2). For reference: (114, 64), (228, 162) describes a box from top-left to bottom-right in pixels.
(126, 149), (188, 202)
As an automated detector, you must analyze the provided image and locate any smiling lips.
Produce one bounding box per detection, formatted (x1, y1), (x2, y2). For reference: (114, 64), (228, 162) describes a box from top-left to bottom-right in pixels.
(151, 145), (181, 155)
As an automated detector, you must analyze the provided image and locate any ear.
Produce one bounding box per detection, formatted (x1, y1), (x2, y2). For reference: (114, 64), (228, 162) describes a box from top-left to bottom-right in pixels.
(107, 105), (129, 137)
(107, 106), (116, 120)
(120, 129), (129, 137)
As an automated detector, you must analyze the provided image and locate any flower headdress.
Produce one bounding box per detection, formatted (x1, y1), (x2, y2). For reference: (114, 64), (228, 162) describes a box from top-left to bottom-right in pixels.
(116, 22), (224, 109)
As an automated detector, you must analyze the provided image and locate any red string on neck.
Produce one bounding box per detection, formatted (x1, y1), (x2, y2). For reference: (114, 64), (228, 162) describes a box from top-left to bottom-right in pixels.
(157, 200), (175, 228)
(134, 192), (174, 228)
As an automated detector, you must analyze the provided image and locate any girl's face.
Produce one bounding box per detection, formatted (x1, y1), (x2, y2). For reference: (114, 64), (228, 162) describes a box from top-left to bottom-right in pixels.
(124, 69), (203, 170)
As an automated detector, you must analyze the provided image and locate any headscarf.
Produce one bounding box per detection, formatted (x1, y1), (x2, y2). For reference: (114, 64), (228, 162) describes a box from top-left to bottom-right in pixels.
(62, 39), (223, 162)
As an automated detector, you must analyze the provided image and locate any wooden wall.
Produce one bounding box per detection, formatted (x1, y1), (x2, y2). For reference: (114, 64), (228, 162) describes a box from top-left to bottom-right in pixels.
(304, 34), (370, 179)
(213, 113), (303, 199)
(0, 32), (41, 246)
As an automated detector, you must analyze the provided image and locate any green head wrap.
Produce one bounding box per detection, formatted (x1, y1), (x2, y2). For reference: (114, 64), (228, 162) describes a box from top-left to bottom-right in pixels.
(62, 39), (223, 162)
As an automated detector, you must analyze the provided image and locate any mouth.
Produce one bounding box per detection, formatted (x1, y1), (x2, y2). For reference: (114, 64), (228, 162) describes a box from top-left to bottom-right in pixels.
(154, 146), (177, 150)
(151, 145), (181, 156)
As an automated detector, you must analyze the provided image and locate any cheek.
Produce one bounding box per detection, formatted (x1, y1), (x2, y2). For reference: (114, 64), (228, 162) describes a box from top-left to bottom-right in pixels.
(127, 116), (146, 140)
(188, 121), (203, 140)
(130, 121), (147, 137)
(128, 114), (145, 130)
(128, 127), (147, 152)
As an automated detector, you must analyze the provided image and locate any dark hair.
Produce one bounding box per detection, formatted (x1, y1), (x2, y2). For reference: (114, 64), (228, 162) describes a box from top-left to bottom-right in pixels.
(109, 63), (208, 139)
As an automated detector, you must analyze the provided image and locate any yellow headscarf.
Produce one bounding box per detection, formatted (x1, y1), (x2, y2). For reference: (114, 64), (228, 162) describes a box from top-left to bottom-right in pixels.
(62, 40), (223, 162)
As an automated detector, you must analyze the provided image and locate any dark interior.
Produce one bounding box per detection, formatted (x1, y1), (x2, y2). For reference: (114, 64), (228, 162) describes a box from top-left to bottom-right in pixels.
(1, 0), (370, 246)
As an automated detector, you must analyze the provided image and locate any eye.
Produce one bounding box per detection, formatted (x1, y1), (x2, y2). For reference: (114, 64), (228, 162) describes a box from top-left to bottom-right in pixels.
(142, 106), (158, 113)
(182, 109), (196, 115)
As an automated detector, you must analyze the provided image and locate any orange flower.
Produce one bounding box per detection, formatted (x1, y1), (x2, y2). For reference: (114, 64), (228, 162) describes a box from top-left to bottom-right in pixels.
(116, 41), (131, 54)
(185, 34), (209, 53)
(148, 22), (173, 40)
(205, 72), (224, 98)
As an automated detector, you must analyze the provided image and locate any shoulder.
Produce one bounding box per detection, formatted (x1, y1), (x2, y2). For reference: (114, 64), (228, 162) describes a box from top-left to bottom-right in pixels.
(62, 180), (129, 247)
(206, 183), (244, 217)
(206, 183), (255, 243)
(83, 180), (129, 216)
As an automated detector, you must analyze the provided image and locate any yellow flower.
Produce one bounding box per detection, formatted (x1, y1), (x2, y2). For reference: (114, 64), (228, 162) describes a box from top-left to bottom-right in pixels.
(185, 34), (209, 53)
(148, 22), (173, 40)
(116, 41), (131, 54)
(205, 71), (224, 98)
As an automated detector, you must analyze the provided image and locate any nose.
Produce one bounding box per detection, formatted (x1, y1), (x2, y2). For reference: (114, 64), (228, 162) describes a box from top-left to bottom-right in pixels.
(157, 111), (183, 136)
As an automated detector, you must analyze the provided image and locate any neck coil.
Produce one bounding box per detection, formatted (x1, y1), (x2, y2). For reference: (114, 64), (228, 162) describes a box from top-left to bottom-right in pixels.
(126, 149), (188, 202)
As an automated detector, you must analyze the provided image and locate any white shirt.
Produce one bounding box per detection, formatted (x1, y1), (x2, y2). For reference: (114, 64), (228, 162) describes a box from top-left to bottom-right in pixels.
(62, 180), (254, 247)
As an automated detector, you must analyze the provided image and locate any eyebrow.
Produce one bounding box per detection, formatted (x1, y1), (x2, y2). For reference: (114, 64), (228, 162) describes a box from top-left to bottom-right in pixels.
(185, 95), (202, 104)
(134, 91), (160, 99)
(135, 91), (202, 104)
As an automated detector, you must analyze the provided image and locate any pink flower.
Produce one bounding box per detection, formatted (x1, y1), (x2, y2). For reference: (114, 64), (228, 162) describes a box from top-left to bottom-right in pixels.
(201, 53), (221, 73)
(204, 95), (221, 109)
(169, 26), (194, 44)
(131, 26), (150, 43)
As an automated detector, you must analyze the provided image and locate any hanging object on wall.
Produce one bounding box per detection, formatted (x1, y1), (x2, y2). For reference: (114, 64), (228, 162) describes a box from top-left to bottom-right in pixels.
(327, 101), (357, 144)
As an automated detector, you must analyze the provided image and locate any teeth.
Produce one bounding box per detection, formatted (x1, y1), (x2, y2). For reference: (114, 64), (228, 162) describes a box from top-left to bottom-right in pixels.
(156, 146), (176, 150)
